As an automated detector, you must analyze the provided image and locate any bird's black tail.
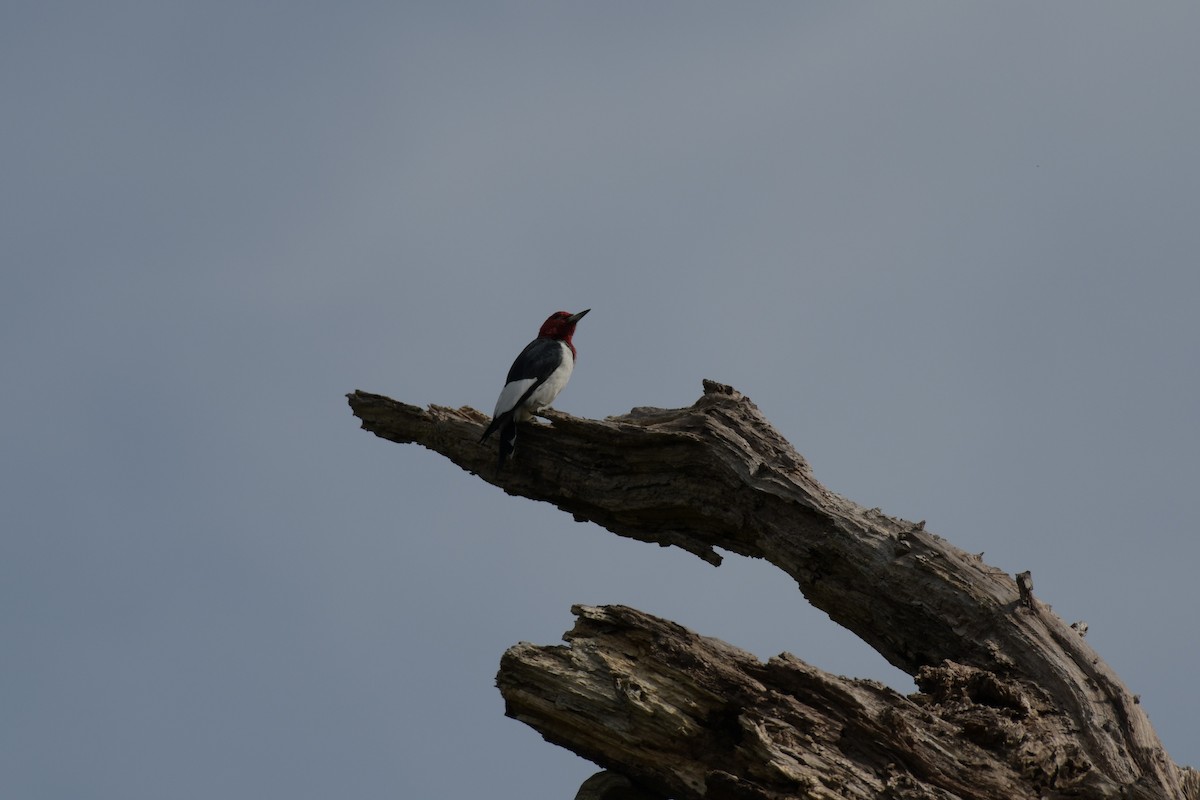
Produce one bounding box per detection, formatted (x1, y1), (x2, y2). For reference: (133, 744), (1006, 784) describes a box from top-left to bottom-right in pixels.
(481, 412), (518, 472)
(480, 414), (504, 443)
(496, 419), (517, 472)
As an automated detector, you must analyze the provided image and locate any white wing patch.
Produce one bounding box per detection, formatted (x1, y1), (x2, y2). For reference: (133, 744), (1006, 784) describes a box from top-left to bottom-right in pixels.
(493, 377), (537, 418)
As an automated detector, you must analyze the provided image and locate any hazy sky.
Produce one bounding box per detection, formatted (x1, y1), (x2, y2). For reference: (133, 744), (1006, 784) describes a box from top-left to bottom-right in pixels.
(4, 4), (1198, 799)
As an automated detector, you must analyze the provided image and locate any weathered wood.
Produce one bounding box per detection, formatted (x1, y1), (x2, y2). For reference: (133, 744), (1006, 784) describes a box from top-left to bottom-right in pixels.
(347, 382), (1195, 799)
(501, 605), (1084, 800)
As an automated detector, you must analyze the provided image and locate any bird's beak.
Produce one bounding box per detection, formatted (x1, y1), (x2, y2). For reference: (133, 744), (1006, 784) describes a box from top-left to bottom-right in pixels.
(568, 309), (590, 323)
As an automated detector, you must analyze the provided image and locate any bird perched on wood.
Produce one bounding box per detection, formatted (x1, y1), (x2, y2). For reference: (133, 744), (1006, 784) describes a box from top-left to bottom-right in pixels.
(481, 309), (590, 471)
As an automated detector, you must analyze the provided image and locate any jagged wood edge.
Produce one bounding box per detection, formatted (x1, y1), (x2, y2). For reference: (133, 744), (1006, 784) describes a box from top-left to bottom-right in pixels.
(346, 381), (1192, 798)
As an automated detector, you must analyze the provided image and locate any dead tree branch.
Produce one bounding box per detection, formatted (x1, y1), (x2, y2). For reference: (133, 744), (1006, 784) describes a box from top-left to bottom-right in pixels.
(347, 381), (1194, 799)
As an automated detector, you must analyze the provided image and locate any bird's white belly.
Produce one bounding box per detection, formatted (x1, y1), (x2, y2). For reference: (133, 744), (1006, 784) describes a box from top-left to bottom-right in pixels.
(523, 351), (573, 413)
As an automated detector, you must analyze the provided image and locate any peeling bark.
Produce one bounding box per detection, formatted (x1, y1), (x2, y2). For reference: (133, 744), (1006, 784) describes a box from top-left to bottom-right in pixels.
(347, 382), (1195, 799)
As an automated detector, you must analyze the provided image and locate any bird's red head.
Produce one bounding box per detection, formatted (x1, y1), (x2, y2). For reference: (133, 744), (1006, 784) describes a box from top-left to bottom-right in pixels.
(537, 309), (590, 341)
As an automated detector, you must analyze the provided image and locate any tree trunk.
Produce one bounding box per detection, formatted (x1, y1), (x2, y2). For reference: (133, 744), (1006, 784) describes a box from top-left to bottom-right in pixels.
(347, 381), (1196, 800)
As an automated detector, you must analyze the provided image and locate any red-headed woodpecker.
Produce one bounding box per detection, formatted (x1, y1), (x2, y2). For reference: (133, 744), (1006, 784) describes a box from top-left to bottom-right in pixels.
(480, 309), (590, 470)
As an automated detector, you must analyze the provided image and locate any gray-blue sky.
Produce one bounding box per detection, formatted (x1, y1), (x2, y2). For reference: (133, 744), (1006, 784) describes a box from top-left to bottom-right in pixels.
(4, 4), (1198, 798)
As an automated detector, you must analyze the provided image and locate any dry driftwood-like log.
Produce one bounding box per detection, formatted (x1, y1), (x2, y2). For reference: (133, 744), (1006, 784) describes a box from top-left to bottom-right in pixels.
(347, 382), (1196, 800)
